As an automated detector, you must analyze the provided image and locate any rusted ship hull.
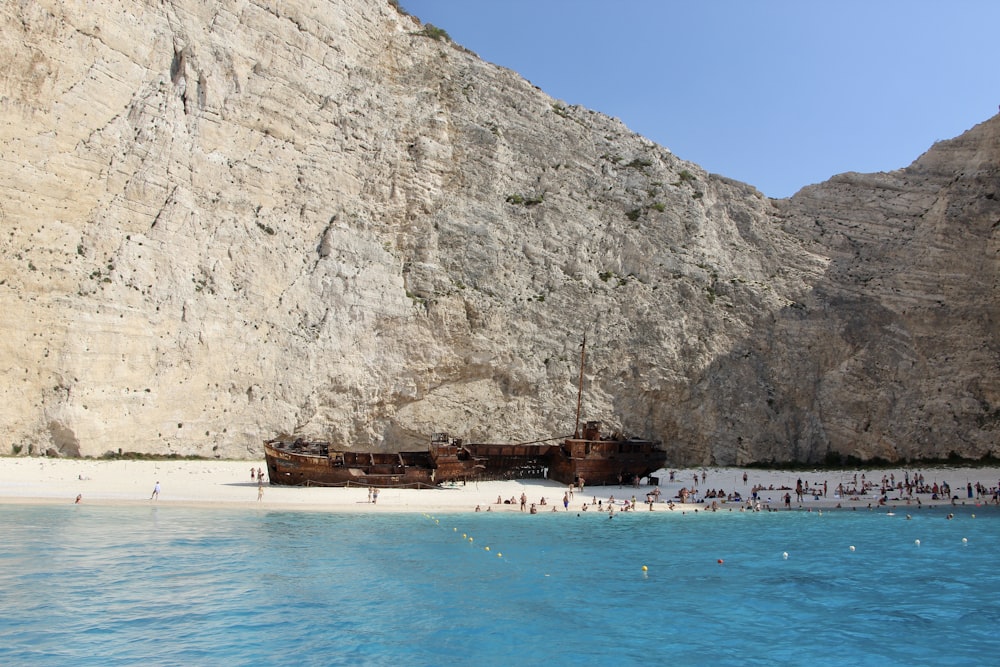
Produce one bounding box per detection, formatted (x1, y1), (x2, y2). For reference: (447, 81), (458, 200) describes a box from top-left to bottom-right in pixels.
(545, 421), (666, 486)
(464, 443), (553, 480)
(264, 441), (437, 488)
(264, 436), (485, 489)
(266, 338), (666, 489)
(265, 422), (666, 489)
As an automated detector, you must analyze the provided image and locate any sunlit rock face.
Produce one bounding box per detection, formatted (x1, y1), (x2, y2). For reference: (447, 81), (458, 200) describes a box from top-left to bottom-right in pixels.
(2, 0), (997, 464)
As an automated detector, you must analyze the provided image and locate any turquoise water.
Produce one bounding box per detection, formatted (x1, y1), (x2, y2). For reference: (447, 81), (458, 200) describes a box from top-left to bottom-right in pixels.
(1, 503), (998, 666)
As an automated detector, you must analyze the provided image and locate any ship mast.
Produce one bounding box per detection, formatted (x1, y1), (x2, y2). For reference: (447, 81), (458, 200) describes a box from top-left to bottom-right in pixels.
(574, 334), (586, 438)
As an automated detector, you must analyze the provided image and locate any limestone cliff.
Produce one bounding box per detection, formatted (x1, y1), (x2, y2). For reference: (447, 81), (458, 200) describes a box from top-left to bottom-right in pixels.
(1, 0), (996, 463)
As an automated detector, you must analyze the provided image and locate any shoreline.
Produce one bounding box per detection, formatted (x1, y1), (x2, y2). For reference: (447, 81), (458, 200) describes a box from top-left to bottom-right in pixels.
(2, 456), (998, 514)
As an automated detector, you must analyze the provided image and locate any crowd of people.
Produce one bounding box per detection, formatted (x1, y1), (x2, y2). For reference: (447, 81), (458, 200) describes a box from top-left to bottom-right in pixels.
(468, 468), (1000, 514)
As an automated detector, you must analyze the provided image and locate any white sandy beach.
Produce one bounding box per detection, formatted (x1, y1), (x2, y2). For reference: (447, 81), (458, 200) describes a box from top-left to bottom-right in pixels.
(2, 456), (999, 514)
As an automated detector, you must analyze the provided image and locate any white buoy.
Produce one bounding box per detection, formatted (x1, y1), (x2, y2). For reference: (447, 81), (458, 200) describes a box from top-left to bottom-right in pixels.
(849, 545), (856, 552)
(962, 537), (968, 544)
(914, 539), (920, 546)
(782, 552), (789, 560)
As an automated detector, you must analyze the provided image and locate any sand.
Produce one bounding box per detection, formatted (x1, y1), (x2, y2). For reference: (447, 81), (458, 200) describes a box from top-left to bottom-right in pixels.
(2, 456), (998, 514)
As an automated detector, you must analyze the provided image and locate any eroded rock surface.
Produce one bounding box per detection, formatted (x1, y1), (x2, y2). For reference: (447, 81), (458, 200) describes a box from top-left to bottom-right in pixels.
(1, 0), (996, 463)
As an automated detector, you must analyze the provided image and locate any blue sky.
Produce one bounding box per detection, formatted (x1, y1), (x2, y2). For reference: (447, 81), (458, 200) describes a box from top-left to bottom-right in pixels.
(400, 1), (1000, 198)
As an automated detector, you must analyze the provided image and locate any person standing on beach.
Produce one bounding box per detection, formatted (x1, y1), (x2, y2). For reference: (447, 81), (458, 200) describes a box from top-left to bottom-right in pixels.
(150, 481), (160, 501)
(563, 492), (569, 510)
(372, 488), (379, 505)
(257, 478), (264, 501)
(784, 492), (791, 509)
(520, 492), (527, 512)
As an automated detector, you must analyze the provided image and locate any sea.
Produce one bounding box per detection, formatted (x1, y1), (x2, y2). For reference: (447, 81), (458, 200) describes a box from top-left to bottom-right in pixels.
(1, 502), (998, 666)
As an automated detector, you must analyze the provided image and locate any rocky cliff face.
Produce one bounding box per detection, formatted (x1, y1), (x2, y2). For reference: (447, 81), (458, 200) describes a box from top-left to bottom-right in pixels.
(754, 121), (1000, 463)
(1, 0), (997, 463)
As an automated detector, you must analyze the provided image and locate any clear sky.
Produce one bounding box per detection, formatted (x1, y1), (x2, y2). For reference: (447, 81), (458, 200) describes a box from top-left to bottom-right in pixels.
(399, 1), (1000, 198)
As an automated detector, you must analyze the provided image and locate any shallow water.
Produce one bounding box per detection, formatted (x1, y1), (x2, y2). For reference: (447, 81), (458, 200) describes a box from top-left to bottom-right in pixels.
(1, 503), (997, 666)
